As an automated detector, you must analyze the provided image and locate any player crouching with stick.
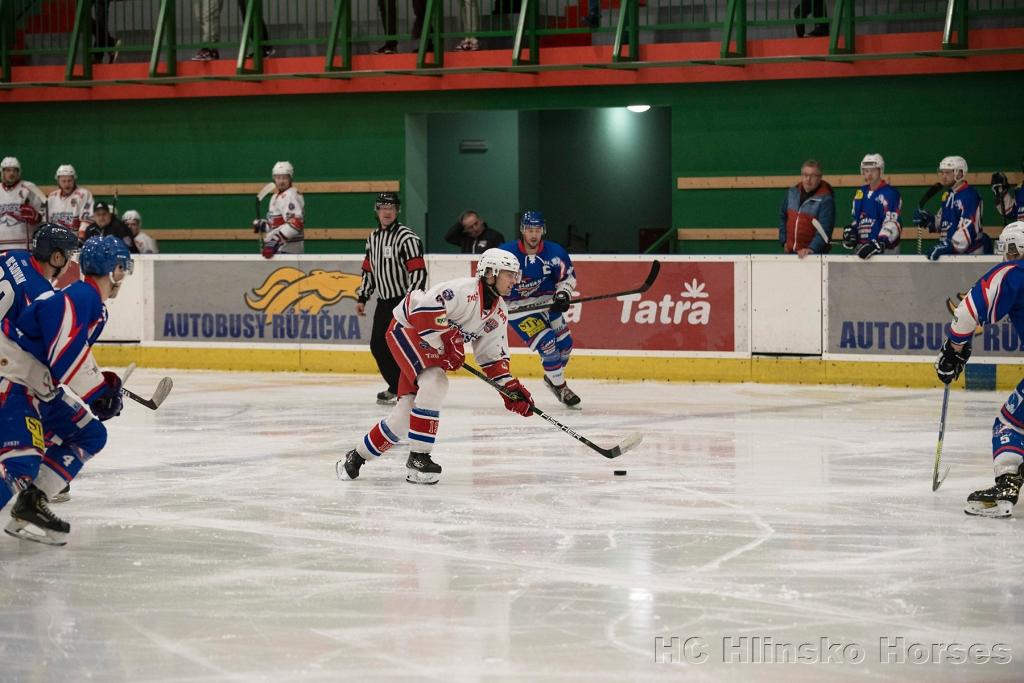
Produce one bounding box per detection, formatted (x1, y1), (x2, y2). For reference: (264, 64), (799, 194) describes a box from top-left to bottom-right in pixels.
(337, 248), (534, 485)
(939, 221), (1024, 517)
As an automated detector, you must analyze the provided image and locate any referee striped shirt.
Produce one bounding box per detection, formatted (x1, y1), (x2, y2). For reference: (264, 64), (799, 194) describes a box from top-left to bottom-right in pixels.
(356, 221), (428, 302)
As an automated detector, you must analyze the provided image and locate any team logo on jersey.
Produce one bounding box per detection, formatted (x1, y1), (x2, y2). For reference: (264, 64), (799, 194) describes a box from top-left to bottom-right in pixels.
(288, 203), (295, 210)
(483, 318), (499, 333)
(245, 267), (362, 322)
(854, 189), (864, 200)
(442, 289), (454, 300)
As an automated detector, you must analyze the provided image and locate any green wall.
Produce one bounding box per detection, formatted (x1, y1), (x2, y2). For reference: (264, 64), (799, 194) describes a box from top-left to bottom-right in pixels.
(5, 71), (1019, 254)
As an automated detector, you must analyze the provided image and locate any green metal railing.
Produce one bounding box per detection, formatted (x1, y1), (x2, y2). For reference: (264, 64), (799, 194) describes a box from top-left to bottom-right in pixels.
(2, 0), (1022, 83)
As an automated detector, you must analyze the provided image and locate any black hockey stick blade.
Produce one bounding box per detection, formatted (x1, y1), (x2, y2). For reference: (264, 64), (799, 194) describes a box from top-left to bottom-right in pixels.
(509, 260), (661, 314)
(122, 376), (173, 411)
(462, 363), (641, 459)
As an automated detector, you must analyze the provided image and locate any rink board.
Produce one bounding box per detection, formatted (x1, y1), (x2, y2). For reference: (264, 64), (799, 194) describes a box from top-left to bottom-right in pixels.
(92, 253), (1024, 389)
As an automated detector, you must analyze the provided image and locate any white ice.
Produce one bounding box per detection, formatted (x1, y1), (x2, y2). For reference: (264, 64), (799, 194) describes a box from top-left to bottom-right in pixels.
(1, 369), (1022, 683)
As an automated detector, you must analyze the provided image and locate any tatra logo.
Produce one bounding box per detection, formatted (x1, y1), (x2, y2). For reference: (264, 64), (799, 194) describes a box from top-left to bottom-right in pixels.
(619, 279), (711, 325)
(245, 267), (362, 322)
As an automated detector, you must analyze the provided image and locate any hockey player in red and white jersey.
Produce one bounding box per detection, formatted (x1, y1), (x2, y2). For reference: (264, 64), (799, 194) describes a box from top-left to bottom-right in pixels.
(0, 157), (44, 252)
(257, 161), (304, 258)
(46, 164), (95, 239)
(337, 248), (535, 485)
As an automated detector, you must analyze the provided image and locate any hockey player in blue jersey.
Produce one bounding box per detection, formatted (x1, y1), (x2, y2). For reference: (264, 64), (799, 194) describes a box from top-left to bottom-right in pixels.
(842, 153), (902, 259)
(499, 211), (581, 409)
(1, 235), (131, 544)
(914, 155), (988, 260)
(938, 220), (1024, 517)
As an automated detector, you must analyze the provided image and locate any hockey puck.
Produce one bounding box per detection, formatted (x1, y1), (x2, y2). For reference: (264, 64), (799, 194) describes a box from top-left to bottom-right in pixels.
(614, 470), (627, 476)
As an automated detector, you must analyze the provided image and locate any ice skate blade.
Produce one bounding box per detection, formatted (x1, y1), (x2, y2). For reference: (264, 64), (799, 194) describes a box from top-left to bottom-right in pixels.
(406, 469), (440, 485)
(50, 490), (70, 504)
(4, 520), (68, 546)
(964, 500), (1014, 518)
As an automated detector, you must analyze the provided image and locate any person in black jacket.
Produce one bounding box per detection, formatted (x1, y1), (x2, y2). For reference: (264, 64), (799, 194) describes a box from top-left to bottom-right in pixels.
(444, 210), (505, 254)
(90, 202), (139, 254)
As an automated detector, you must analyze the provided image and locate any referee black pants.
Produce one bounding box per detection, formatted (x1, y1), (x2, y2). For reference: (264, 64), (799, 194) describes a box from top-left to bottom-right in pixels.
(371, 296), (403, 393)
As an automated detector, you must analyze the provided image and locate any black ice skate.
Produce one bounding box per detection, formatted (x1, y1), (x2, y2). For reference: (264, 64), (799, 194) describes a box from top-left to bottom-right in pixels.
(4, 486), (70, 546)
(376, 389), (397, 406)
(336, 449), (366, 481)
(406, 452), (442, 485)
(544, 376), (581, 409)
(965, 468), (1023, 518)
(50, 484), (71, 503)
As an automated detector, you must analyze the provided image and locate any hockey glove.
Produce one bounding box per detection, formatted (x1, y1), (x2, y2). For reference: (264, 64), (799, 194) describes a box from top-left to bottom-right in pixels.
(856, 239), (885, 260)
(842, 224), (858, 250)
(912, 208), (936, 233)
(991, 172), (1009, 196)
(438, 328), (465, 372)
(550, 290), (572, 314)
(936, 338), (971, 385)
(19, 204), (40, 225)
(88, 370), (124, 421)
(928, 242), (953, 261)
(501, 379), (534, 417)
(261, 228), (283, 259)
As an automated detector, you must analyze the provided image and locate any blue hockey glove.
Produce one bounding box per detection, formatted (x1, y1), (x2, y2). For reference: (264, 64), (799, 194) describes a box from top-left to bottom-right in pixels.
(928, 242), (953, 261)
(842, 223), (858, 250)
(936, 339), (971, 384)
(550, 291), (572, 314)
(913, 208), (936, 233)
(856, 239), (885, 260)
(89, 371), (123, 421)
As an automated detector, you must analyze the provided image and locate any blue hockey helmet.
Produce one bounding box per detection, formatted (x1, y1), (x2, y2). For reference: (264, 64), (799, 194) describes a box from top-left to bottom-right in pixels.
(80, 235), (134, 277)
(520, 211), (545, 233)
(31, 223), (80, 262)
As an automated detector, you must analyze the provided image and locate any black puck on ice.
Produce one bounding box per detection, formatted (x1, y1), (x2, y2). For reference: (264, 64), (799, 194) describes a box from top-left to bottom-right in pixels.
(614, 470), (627, 476)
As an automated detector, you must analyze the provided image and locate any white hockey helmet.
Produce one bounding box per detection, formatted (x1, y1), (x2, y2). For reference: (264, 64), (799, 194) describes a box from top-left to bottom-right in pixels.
(996, 221), (1024, 258)
(938, 155), (968, 182)
(860, 153), (884, 172)
(1, 156), (20, 171)
(477, 248), (521, 281)
(272, 161), (294, 178)
(54, 164), (77, 179)
(122, 209), (142, 225)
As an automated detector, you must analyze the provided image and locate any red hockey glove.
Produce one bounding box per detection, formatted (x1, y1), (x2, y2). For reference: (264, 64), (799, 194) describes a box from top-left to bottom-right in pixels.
(438, 328), (465, 372)
(19, 204), (40, 225)
(88, 370), (124, 421)
(501, 379), (534, 417)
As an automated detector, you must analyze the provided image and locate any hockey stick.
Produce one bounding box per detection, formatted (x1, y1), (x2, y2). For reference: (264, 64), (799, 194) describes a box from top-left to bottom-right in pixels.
(254, 182), (275, 250)
(118, 363), (173, 411)
(916, 182), (943, 256)
(509, 260), (661, 314)
(122, 376), (173, 410)
(932, 383), (952, 491)
(462, 363), (642, 459)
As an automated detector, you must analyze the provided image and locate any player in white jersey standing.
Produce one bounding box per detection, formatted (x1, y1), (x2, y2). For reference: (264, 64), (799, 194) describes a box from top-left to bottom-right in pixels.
(256, 161), (304, 258)
(46, 164), (96, 240)
(0, 157), (44, 252)
(337, 248), (535, 485)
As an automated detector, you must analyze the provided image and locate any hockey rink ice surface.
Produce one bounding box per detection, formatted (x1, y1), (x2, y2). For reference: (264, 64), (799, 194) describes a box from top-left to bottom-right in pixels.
(1, 369), (1022, 683)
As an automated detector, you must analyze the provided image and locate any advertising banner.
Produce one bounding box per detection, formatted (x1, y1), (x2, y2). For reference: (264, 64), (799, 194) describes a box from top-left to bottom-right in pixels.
(826, 259), (1021, 358)
(517, 260), (736, 352)
(154, 257), (370, 345)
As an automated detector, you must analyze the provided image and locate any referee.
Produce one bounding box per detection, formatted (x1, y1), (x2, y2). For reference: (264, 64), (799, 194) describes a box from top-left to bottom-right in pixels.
(356, 191), (428, 405)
